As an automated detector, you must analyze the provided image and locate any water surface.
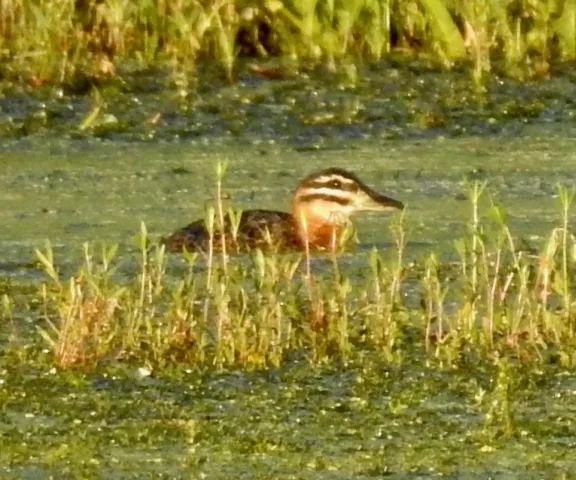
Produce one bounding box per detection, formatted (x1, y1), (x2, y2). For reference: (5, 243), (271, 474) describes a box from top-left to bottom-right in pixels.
(1, 125), (574, 280)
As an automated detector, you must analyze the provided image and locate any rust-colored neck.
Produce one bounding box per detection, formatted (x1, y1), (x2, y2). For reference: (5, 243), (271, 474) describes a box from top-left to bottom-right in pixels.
(292, 201), (345, 252)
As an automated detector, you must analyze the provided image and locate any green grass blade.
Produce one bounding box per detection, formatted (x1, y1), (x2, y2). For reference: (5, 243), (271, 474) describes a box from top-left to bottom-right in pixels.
(418, 0), (466, 59)
(554, 0), (576, 59)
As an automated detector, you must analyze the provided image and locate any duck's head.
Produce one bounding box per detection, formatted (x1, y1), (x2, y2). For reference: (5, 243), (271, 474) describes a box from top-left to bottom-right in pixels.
(291, 167), (404, 249)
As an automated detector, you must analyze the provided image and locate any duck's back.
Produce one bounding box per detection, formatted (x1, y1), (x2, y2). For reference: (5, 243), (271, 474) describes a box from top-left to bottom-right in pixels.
(162, 209), (299, 253)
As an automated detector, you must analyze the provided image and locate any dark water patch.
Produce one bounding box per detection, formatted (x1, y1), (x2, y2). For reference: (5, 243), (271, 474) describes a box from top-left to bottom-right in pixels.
(1, 60), (576, 148)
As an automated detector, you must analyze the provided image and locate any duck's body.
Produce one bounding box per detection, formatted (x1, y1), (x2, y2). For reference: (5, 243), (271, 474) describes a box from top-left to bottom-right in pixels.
(162, 209), (299, 253)
(162, 168), (404, 253)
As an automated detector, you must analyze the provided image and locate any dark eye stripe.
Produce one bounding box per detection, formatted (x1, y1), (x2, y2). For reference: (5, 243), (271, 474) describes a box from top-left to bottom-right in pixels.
(298, 193), (352, 206)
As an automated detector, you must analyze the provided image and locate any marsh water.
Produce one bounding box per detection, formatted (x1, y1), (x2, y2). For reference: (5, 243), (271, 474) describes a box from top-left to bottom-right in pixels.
(2, 126), (574, 276)
(2, 69), (576, 478)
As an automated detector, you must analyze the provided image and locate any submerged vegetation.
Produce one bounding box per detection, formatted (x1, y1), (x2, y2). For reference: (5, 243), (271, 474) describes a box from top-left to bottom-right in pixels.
(2, 0), (576, 87)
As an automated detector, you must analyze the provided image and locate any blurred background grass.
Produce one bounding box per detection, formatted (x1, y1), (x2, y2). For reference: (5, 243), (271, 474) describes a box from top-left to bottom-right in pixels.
(2, 0), (575, 86)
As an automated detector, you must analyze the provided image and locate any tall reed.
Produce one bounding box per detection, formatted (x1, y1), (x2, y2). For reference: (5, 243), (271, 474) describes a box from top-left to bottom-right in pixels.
(3, 0), (576, 84)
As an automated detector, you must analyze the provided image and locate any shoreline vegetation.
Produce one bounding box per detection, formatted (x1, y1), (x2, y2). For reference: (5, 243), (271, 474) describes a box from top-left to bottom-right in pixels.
(2, 0), (576, 87)
(4, 163), (571, 373)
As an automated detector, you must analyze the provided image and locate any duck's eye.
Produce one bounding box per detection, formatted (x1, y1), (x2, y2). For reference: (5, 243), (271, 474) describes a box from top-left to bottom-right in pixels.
(329, 179), (342, 189)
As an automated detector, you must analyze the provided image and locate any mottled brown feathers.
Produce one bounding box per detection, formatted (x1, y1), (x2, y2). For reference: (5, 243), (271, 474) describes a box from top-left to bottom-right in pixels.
(162, 210), (300, 253)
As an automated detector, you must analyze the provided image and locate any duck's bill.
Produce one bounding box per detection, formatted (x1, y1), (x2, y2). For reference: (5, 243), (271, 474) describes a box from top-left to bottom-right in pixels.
(357, 189), (405, 211)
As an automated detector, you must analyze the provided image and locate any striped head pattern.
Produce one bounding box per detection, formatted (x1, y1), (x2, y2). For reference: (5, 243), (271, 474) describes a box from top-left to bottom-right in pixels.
(293, 168), (404, 226)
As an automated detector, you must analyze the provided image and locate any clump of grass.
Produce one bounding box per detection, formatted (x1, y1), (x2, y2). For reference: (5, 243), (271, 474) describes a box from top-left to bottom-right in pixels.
(35, 242), (124, 368)
(427, 181), (576, 365)
(2, 0), (576, 86)
(364, 210), (408, 362)
(32, 165), (576, 372)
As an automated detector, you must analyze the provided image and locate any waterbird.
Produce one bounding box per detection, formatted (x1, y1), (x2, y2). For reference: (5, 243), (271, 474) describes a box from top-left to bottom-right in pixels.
(162, 168), (404, 253)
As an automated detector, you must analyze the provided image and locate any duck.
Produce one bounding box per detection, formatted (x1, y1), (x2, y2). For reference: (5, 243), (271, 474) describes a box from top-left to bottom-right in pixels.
(162, 167), (404, 253)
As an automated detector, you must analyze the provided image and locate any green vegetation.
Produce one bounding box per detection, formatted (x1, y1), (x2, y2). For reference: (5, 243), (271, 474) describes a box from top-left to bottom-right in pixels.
(3, 0), (576, 86)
